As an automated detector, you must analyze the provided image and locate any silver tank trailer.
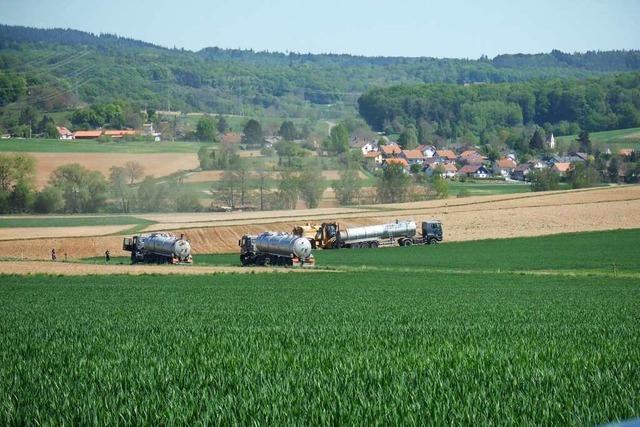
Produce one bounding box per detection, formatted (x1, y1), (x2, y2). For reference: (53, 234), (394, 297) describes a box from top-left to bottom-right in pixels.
(338, 220), (416, 243)
(255, 232), (312, 259)
(141, 233), (191, 259)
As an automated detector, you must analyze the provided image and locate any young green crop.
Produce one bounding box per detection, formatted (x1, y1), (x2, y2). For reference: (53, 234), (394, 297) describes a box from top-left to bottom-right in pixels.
(191, 229), (640, 274)
(0, 271), (638, 425)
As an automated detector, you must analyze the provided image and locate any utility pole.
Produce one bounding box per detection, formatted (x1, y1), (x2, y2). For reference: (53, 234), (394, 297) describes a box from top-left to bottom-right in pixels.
(29, 119), (32, 139)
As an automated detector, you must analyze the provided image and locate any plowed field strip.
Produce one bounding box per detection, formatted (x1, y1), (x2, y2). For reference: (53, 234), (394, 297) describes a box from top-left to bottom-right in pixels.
(0, 261), (327, 276)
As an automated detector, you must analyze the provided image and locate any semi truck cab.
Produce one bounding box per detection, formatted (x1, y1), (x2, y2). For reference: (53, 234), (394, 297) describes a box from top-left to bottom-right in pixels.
(422, 220), (443, 243)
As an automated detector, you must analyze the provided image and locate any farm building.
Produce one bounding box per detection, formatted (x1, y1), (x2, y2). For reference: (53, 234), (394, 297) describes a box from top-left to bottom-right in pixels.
(103, 130), (137, 139)
(56, 126), (74, 140)
(73, 130), (103, 139)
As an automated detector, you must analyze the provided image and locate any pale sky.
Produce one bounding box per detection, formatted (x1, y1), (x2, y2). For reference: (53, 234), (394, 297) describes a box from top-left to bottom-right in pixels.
(1, 0), (639, 58)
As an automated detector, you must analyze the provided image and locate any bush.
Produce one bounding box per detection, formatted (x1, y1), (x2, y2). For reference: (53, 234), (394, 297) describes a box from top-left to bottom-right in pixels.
(34, 186), (64, 213)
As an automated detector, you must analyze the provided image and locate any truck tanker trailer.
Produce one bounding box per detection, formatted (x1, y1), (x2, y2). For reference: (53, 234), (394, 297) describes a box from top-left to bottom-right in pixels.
(293, 219), (443, 249)
(239, 232), (315, 267)
(123, 232), (193, 264)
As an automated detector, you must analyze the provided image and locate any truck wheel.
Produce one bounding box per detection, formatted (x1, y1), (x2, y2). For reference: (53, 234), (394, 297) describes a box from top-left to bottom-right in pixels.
(404, 240), (413, 246)
(428, 238), (439, 245)
(371, 241), (379, 248)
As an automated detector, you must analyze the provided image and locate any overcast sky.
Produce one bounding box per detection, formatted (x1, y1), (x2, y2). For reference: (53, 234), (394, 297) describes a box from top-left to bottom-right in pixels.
(1, 0), (639, 58)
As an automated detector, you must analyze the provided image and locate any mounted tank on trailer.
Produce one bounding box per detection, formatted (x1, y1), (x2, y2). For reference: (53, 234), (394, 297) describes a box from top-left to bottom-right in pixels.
(293, 219), (443, 249)
(239, 232), (315, 267)
(123, 232), (192, 264)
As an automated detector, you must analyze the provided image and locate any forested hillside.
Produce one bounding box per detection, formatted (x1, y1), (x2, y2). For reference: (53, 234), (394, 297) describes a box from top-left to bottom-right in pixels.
(1, 24), (640, 119)
(358, 73), (640, 138)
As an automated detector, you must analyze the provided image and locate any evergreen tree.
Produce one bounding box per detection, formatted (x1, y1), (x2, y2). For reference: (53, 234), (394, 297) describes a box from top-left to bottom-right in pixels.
(242, 119), (264, 146)
(576, 131), (592, 153)
(216, 115), (229, 134)
(278, 120), (298, 141)
(398, 125), (418, 149)
(529, 128), (545, 150)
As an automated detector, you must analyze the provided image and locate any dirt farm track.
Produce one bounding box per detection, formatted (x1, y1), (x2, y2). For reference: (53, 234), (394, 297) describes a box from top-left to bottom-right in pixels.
(0, 186), (639, 264)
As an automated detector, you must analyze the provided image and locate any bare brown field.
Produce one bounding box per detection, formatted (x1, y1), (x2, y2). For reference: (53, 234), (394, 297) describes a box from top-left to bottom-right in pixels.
(0, 261), (319, 276)
(18, 152), (199, 188)
(0, 186), (638, 260)
(0, 225), (134, 241)
(183, 169), (366, 184)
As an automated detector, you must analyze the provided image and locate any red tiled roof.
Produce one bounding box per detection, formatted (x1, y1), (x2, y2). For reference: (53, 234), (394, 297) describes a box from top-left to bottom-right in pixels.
(552, 162), (571, 173)
(385, 158), (409, 167)
(436, 149), (457, 160)
(496, 158), (517, 169)
(104, 130), (137, 137)
(73, 130), (103, 138)
(443, 163), (458, 172)
(56, 126), (73, 136)
(364, 151), (381, 158)
(619, 148), (635, 157)
(381, 145), (402, 155)
(458, 164), (482, 174)
(400, 149), (425, 160)
(459, 150), (480, 158)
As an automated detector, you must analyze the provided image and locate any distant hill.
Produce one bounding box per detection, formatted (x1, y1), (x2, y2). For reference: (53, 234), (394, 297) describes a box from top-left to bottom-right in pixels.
(1, 24), (640, 117)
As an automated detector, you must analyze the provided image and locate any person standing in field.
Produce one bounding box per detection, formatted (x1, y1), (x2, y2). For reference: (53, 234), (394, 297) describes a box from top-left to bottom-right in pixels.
(51, 248), (57, 262)
(105, 250), (111, 263)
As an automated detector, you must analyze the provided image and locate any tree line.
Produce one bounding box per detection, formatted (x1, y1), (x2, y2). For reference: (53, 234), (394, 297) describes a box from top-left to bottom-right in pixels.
(2, 24), (640, 119)
(0, 154), (203, 214)
(358, 72), (640, 141)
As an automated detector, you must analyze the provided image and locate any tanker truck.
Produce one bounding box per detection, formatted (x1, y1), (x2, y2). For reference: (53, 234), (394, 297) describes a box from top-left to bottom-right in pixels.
(239, 232), (315, 267)
(294, 219), (443, 249)
(123, 232), (193, 264)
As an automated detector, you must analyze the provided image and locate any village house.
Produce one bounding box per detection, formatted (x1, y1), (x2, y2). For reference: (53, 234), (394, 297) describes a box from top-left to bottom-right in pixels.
(424, 162), (458, 179)
(416, 144), (437, 158)
(142, 123), (162, 141)
(551, 162), (572, 176)
(619, 148), (635, 158)
(493, 158), (517, 179)
(363, 151), (383, 169)
(350, 136), (378, 155)
(380, 144), (402, 158)
(399, 149), (426, 166)
(458, 149), (486, 165)
(56, 126), (74, 140)
(549, 153), (586, 165)
(435, 149), (457, 164)
(383, 158), (409, 171)
(512, 163), (532, 181)
(458, 164), (491, 179)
